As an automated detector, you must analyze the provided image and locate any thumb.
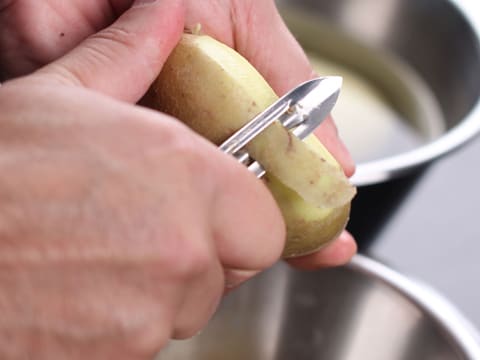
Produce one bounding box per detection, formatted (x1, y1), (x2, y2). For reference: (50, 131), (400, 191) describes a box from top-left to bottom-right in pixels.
(34, 0), (185, 103)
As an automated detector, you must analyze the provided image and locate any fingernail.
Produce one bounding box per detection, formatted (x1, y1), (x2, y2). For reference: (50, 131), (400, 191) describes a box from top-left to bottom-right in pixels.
(133, 0), (158, 7)
(223, 269), (258, 293)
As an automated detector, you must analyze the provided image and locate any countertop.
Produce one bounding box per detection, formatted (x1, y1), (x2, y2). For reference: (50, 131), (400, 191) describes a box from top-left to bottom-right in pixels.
(359, 135), (480, 329)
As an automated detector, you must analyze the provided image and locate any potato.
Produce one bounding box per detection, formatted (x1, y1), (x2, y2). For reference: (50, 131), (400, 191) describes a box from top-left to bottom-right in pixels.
(143, 33), (355, 257)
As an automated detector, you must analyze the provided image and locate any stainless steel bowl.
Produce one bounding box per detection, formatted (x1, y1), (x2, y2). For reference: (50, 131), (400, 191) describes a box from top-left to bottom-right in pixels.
(156, 255), (480, 360)
(276, 0), (480, 186)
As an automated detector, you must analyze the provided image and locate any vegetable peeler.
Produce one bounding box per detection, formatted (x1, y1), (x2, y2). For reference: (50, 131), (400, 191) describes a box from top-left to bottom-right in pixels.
(219, 76), (343, 178)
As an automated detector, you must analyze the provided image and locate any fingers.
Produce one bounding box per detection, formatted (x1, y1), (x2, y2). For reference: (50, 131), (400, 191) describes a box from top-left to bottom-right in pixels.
(0, 0), (137, 79)
(149, 137), (285, 338)
(286, 231), (357, 270)
(314, 116), (356, 177)
(231, 0), (355, 176)
(171, 233), (225, 339)
(223, 268), (259, 294)
(231, 0), (312, 96)
(210, 150), (286, 273)
(34, 0), (185, 102)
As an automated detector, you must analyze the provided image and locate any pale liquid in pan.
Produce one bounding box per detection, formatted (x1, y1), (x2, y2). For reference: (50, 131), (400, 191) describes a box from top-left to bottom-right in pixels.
(308, 54), (444, 164)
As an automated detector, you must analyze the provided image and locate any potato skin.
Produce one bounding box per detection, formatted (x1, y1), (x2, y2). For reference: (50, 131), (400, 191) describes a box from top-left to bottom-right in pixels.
(142, 34), (353, 257)
(283, 205), (350, 258)
(142, 34), (277, 145)
(266, 174), (350, 258)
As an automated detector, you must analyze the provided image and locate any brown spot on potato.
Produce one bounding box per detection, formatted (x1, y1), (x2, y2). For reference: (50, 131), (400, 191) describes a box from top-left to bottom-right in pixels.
(286, 132), (294, 152)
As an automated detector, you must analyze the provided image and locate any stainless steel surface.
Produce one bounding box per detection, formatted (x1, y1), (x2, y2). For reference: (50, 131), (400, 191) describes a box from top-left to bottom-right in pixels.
(276, 0), (480, 186)
(219, 77), (341, 178)
(156, 255), (480, 360)
(368, 135), (480, 335)
(285, 77), (342, 140)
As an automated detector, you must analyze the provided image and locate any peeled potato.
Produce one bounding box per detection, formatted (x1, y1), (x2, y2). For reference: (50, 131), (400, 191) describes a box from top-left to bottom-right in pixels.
(143, 33), (356, 257)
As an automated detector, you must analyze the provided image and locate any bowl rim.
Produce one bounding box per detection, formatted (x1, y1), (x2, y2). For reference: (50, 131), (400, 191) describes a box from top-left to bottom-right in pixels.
(349, 254), (480, 358)
(350, 0), (480, 186)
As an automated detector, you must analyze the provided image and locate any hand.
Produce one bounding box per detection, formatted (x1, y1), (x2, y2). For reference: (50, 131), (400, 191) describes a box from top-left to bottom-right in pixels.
(0, 0), (355, 173)
(0, 0), (357, 270)
(0, 2), (285, 358)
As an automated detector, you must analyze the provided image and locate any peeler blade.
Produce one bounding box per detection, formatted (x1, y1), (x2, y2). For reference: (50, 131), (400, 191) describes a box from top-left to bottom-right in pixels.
(219, 76), (343, 178)
(288, 76), (342, 140)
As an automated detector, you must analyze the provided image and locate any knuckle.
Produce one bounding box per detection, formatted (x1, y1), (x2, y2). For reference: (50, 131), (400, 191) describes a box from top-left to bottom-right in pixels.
(125, 320), (170, 358)
(149, 125), (218, 190)
(89, 25), (137, 53)
(168, 134), (214, 177)
(168, 233), (213, 281)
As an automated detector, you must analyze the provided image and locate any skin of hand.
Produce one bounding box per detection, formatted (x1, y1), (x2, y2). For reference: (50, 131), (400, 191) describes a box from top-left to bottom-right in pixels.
(0, 0), (357, 270)
(0, 1), (287, 358)
(0, 0), (357, 357)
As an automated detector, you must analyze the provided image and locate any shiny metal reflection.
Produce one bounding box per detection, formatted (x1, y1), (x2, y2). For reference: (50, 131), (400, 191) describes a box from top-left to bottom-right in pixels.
(156, 255), (480, 360)
(276, 0), (480, 186)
